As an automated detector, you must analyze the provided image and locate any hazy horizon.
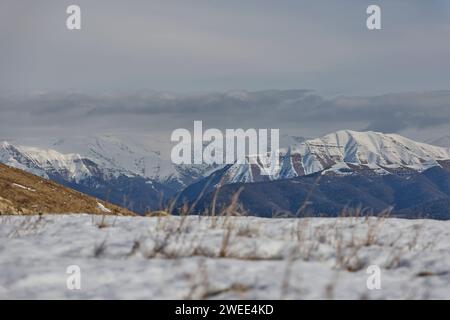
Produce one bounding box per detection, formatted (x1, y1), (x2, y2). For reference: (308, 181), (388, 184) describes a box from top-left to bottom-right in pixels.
(1, 89), (450, 146)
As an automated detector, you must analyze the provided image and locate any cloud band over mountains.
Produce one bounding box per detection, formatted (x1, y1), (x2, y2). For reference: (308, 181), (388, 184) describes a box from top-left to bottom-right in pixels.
(1, 90), (449, 141)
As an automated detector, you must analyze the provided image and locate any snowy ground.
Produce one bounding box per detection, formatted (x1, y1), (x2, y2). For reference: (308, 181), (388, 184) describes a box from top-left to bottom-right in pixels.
(0, 214), (449, 299)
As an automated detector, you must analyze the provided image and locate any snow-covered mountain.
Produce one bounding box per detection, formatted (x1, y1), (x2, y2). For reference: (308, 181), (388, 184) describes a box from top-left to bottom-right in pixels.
(0, 140), (178, 213)
(1, 135), (219, 190)
(178, 130), (450, 218)
(0, 136), (220, 213)
(49, 135), (223, 189)
(2, 130), (450, 214)
(0, 141), (95, 182)
(3, 130), (450, 188)
(216, 130), (450, 184)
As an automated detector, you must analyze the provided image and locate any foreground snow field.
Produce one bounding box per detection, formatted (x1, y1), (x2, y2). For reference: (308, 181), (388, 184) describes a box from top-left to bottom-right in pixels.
(0, 215), (449, 299)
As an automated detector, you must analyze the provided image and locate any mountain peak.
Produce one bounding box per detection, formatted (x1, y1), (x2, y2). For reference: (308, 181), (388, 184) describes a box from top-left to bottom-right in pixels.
(226, 129), (450, 183)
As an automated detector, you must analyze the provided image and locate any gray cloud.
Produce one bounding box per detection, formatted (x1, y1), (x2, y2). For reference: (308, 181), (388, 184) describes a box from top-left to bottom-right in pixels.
(1, 90), (449, 143)
(1, 1), (449, 143)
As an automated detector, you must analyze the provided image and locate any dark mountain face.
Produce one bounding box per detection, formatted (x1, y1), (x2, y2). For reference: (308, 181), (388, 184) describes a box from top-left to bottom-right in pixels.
(49, 174), (177, 214)
(176, 161), (450, 219)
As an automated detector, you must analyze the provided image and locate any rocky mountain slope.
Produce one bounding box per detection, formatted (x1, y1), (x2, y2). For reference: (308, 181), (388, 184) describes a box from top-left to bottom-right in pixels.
(0, 163), (133, 216)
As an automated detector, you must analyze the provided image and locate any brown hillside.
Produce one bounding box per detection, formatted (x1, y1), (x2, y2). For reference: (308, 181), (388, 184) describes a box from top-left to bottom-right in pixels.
(0, 163), (135, 216)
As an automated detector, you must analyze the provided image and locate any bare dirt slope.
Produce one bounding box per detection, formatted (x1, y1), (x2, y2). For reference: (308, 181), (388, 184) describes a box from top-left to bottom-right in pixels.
(0, 163), (134, 216)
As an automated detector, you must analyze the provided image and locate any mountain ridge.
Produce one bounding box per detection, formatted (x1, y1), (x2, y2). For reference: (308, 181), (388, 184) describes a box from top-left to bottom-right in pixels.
(0, 162), (134, 216)
(218, 129), (450, 185)
(2, 130), (450, 215)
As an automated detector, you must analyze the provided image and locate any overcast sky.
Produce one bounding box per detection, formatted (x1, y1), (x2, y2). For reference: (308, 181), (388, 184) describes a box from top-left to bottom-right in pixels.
(0, 1), (450, 143)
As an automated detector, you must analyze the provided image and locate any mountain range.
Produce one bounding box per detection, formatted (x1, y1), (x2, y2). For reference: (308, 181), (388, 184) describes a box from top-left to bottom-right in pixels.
(177, 130), (450, 219)
(1, 130), (450, 218)
(0, 136), (217, 213)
